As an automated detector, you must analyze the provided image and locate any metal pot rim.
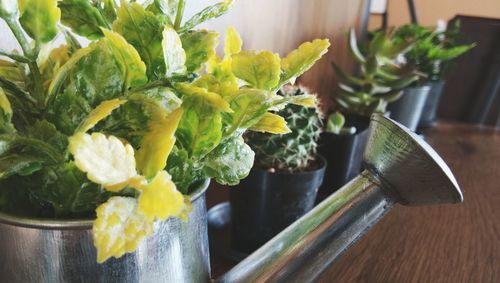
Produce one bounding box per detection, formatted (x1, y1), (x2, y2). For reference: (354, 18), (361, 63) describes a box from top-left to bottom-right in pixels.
(0, 178), (210, 230)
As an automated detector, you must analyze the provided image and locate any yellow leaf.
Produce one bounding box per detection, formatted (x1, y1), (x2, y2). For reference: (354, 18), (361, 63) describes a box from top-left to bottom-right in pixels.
(224, 27), (242, 57)
(177, 83), (232, 112)
(76, 99), (127, 133)
(137, 171), (185, 221)
(290, 94), (317, 108)
(93, 197), (153, 263)
(249, 112), (291, 134)
(69, 132), (138, 191)
(280, 39), (330, 85)
(136, 108), (183, 178)
(231, 51), (281, 91)
(0, 88), (12, 116)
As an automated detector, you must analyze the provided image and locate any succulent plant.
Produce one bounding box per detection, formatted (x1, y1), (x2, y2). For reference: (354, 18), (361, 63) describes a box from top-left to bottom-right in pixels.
(247, 85), (322, 172)
(332, 29), (420, 117)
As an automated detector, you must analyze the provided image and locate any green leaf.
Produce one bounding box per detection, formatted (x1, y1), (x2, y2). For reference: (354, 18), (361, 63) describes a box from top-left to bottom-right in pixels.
(0, 0), (18, 19)
(249, 112), (290, 134)
(0, 87), (12, 121)
(98, 0), (118, 24)
(162, 26), (187, 77)
(383, 74), (419, 89)
(47, 90), (92, 135)
(26, 120), (68, 153)
(232, 51), (281, 90)
(147, 0), (178, 25)
(202, 135), (254, 186)
(102, 29), (148, 88)
(112, 2), (165, 79)
(348, 29), (365, 63)
(227, 88), (272, 131)
(280, 39), (330, 86)
(166, 146), (200, 194)
(427, 44), (475, 61)
(331, 61), (365, 86)
(326, 111), (345, 134)
(0, 154), (42, 180)
(180, 0), (233, 32)
(181, 30), (218, 73)
(58, 0), (108, 39)
(19, 0), (60, 43)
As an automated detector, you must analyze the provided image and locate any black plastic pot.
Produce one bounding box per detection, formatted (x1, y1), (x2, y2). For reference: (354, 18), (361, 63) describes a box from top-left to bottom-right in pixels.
(388, 85), (431, 131)
(418, 80), (446, 128)
(230, 156), (326, 255)
(317, 115), (370, 199)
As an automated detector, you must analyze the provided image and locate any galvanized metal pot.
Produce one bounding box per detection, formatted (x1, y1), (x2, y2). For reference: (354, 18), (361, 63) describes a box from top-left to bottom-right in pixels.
(0, 179), (211, 283)
(419, 80), (446, 128)
(388, 85), (431, 131)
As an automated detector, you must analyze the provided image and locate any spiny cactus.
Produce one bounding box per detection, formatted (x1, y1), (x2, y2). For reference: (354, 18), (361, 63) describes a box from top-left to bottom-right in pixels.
(247, 85), (322, 172)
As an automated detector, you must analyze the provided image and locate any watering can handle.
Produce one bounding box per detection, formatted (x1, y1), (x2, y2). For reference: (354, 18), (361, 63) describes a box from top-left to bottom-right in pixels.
(217, 114), (462, 283)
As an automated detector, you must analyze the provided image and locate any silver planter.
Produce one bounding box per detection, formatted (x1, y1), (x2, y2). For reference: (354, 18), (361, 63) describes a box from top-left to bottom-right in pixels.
(388, 85), (431, 131)
(0, 179), (211, 283)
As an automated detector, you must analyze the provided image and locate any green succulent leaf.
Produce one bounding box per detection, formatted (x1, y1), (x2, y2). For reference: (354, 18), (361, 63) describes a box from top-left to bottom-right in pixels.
(181, 30), (218, 73)
(112, 2), (165, 79)
(19, 0), (60, 43)
(383, 74), (419, 89)
(331, 61), (365, 86)
(280, 39), (330, 86)
(232, 51), (281, 91)
(58, 0), (108, 39)
(180, 0), (233, 32)
(326, 111), (345, 134)
(349, 29), (365, 63)
(202, 135), (254, 186)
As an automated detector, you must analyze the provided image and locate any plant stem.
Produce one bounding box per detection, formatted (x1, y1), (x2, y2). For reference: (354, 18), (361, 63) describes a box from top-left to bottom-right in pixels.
(5, 18), (44, 108)
(174, 0), (186, 30)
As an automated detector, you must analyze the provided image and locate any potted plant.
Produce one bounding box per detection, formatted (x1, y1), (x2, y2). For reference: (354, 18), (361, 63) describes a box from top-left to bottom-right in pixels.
(390, 22), (475, 130)
(230, 85), (325, 255)
(0, 0), (330, 281)
(318, 29), (418, 197)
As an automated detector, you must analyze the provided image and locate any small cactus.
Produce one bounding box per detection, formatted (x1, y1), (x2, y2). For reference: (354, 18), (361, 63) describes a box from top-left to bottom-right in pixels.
(246, 85), (322, 172)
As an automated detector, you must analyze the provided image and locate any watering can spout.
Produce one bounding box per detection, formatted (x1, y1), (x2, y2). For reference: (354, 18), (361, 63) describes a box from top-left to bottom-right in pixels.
(218, 114), (462, 283)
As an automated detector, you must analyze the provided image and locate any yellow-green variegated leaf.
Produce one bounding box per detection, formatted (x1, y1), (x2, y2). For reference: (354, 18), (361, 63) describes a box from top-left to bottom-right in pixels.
(137, 170), (185, 221)
(162, 26), (186, 77)
(288, 94), (317, 107)
(58, 0), (108, 39)
(19, 0), (60, 43)
(0, 87), (12, 118)
(93, 197), (153, 263)
(112, 2), (165, 79)
(280, 39), (330, 85)
(249, 112), (291, 134)
(102, 29), (148, 88)
(181, 30), (219, 73)
(231, 51), (281, 91)
(76, 99), (127, 133)
(136, 108), (183, 179)
(69, 132), (137, 191)
(0, 0), (18, 19)
(180, 0), (233, 32)
(176, 84), (231, 112)
(228, 88), (271, 130)
(224, 26), (241, 57)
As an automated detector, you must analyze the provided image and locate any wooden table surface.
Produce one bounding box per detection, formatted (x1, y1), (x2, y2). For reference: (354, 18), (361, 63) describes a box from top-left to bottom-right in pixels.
(207, 122), (500, 282)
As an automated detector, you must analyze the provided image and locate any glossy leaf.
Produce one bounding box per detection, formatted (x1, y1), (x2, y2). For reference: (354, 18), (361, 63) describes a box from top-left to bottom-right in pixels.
(137, 170), (185, 221)
(176, 84), (231, 112)
(181, 30), (218, 73)
(203, 136), (254, 185)
(19, 0), (60, 43)
(93, 196), (153, 263)
(102, 29), (148, 88)
(162, 26), (187, 77)
(224, 26), (241, 56)
(280, 39), (330, 86)
(232, 51), (281, 90)
(227, 88), (271, 131)
(180, 0), (233, 32)
(112, 2), (165, 79)
(76, 99), (126, 133)
(249, 112), (290, 134)
(69, 132), (138, 191)
(58, 0), (107, 39)
(136, 108), (183, 179)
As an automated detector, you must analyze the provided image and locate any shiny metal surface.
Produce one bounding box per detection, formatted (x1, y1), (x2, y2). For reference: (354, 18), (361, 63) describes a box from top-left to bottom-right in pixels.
(0, 179), (211, 283)
(218, 114), (463, 282)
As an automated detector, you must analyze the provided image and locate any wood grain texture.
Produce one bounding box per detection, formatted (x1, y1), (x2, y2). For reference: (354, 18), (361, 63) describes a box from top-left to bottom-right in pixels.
(208, 122), (500, 282)
(186, 0), (367, 110)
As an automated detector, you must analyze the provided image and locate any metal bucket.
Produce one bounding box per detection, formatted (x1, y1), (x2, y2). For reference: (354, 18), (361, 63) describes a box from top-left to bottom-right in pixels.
(0, 179), (211, 283)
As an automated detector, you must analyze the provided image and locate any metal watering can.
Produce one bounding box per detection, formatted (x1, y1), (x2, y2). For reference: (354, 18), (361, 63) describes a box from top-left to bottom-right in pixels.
(0, 114), (462, 282)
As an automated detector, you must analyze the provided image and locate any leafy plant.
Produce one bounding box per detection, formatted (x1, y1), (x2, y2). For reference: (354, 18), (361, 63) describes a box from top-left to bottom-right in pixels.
(246, 85), (323, 172)
(0, 0), (329, 262)
(332, 29), (419, 116)
(393, 21), (475, 81)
